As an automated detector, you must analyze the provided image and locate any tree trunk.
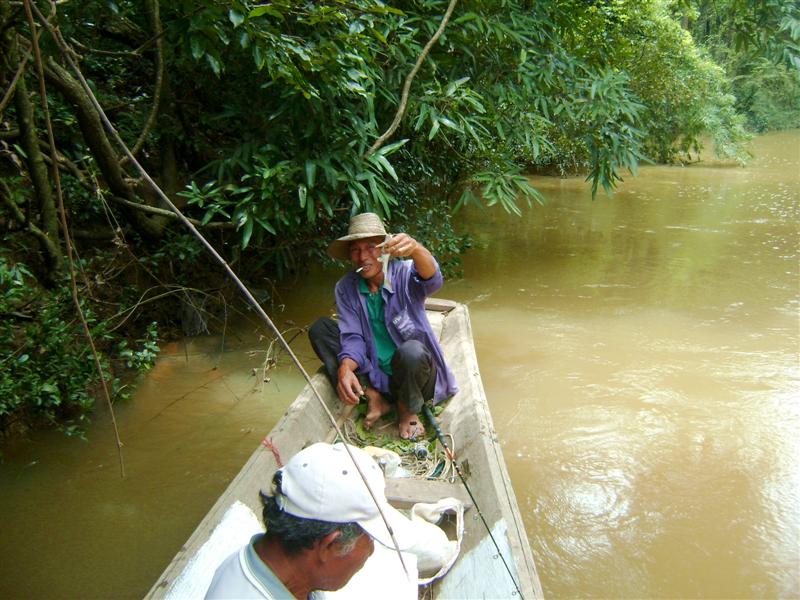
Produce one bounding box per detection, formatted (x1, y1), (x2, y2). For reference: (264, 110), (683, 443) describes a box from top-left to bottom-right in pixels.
(6, 30), (62, 278)
(14, 75), (59, 239)
(44, 59), (165, 239)
(158, 64), (179, 201)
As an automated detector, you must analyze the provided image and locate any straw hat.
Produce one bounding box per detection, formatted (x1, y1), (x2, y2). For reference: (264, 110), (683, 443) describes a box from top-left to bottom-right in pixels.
(327, 213), (388, 260)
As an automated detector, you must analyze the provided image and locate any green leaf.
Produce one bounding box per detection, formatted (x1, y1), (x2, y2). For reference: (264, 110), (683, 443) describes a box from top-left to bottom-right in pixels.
(306, 193), (315, 221)
(438, 116), (462, 132)
(305, 160), (317, 188)
(254, 216), (276, 234)
(345, 81), (367, 94)
(229, 9), (244, 28)
(241, 218), (254, 249)
(190, 37), (204, 60)
(377, 139), (408, 156)
(206, 54), (221, 76)
(454, 12), (480, 24)
(249, 5), (283, 19)
(349, 186), (361, 209)
(376, 155), (398, 181)
(428, 119), (440, 140)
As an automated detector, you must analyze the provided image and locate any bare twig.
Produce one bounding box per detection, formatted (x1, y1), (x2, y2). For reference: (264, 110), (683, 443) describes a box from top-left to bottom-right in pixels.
(23, 0), (126, 478)
(364, 0), (459, 158)
(109, 195), (236, 229)
(107, 284), (247, 334)
(0, 178), (60, 258)
(121, 0), (163, 163)
(68, 36), (139, 58)
(0, 49), (31, 114)
(24, 147), (232, 229)
(214, 290), (228, 369)
(36, 138), (89, 184)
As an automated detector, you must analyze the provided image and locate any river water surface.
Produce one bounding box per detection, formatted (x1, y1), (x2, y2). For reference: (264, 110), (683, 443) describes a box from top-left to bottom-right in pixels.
(1, 131), (797, 599)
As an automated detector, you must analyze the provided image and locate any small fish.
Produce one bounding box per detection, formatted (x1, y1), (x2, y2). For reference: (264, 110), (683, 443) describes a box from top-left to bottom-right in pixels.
(379, 234), (393, 291)
(354, 236), (392, 280)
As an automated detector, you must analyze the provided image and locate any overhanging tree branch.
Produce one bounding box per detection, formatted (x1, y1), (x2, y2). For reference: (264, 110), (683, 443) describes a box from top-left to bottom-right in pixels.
(0, 49), (30, 114)
(364, 0), (459, 158)
(109, 195), (235, 229)
(13, 41), (60, 248)
(121, 0), (163, 164)
(44, 58), (165, 238)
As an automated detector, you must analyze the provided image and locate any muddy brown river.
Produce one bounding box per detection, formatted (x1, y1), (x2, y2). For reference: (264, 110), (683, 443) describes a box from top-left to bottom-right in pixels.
(1, 130), (797, 598)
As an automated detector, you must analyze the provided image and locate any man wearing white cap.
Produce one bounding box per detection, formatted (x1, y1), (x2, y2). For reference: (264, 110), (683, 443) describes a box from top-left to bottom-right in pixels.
(309, 212), (458, 439)
(205, 442), (415, 599)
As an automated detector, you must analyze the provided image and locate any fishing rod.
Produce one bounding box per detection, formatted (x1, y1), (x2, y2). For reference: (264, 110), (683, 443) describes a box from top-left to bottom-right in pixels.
(422, 404), (525, 599)
(26, 0), (409, 576)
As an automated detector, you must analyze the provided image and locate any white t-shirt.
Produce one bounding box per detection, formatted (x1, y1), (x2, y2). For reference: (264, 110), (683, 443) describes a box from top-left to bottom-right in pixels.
(205, 533), (323, 600)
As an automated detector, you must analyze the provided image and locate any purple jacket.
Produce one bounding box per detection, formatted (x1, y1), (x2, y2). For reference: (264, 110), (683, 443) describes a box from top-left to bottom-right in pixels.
(335, 258), (458, 403)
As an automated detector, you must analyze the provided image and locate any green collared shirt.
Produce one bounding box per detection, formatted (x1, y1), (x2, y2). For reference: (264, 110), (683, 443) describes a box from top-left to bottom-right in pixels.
(358, 277), (397, 375)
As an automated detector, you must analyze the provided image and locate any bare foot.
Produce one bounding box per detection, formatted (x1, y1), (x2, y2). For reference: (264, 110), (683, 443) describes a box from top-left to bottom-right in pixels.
(363, 388), (391, 429)
(397, 402), (425, 440)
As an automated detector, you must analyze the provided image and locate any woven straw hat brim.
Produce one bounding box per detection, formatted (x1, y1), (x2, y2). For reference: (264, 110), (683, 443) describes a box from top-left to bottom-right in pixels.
(327, 233), (386, 260)
(327, 213), (387, 260)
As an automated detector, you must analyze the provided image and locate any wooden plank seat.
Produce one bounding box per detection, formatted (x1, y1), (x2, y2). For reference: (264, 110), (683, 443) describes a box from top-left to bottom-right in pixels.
(384, 477), (473, 511)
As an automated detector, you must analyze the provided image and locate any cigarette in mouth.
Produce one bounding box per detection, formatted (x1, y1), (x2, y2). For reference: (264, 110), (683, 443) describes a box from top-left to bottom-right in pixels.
(355, 266), (364, 273)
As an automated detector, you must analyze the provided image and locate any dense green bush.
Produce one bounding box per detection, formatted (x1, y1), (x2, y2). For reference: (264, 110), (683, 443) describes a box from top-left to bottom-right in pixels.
(0, 257), (159, 437)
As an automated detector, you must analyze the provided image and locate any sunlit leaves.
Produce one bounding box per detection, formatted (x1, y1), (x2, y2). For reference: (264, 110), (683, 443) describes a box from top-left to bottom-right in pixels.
(165, 0), (718, 251)
(228, 9), (244, 28)
(456, 170), (545, 216)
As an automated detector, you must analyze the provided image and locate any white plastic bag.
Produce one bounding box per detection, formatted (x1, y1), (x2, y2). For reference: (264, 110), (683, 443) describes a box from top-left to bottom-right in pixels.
(407, 497), (464, 584)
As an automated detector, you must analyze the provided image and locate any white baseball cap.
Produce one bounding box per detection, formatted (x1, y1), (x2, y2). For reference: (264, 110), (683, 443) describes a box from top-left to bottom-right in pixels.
(276, 442), (415, 550)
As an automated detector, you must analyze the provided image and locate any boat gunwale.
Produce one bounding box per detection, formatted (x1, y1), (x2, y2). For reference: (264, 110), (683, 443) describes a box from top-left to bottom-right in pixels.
(145, 300), (542, 599)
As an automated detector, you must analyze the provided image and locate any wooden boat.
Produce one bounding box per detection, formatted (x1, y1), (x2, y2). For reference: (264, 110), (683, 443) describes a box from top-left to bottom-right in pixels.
(146, 299), (543, 599)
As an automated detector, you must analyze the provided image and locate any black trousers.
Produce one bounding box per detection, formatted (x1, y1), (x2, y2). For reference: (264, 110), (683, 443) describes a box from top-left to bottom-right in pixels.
(308, 317), (436, 414)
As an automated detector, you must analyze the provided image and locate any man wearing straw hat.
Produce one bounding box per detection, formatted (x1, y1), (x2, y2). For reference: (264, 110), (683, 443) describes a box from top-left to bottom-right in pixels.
(309, 212), (458, 440)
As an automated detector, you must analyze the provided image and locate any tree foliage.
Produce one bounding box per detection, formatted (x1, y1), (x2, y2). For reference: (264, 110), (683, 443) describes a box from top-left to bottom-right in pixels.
(684, 0), (800, 132)
(0, 0), (789, 434)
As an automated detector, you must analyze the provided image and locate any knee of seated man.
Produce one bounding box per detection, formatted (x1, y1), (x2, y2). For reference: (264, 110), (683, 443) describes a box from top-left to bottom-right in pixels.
(394, 339), (428, 365)
(309, 316), (334, 339)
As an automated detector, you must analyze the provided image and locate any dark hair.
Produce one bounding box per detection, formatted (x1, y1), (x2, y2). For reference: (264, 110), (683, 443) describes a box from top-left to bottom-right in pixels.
(259, 471), (364, 555)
